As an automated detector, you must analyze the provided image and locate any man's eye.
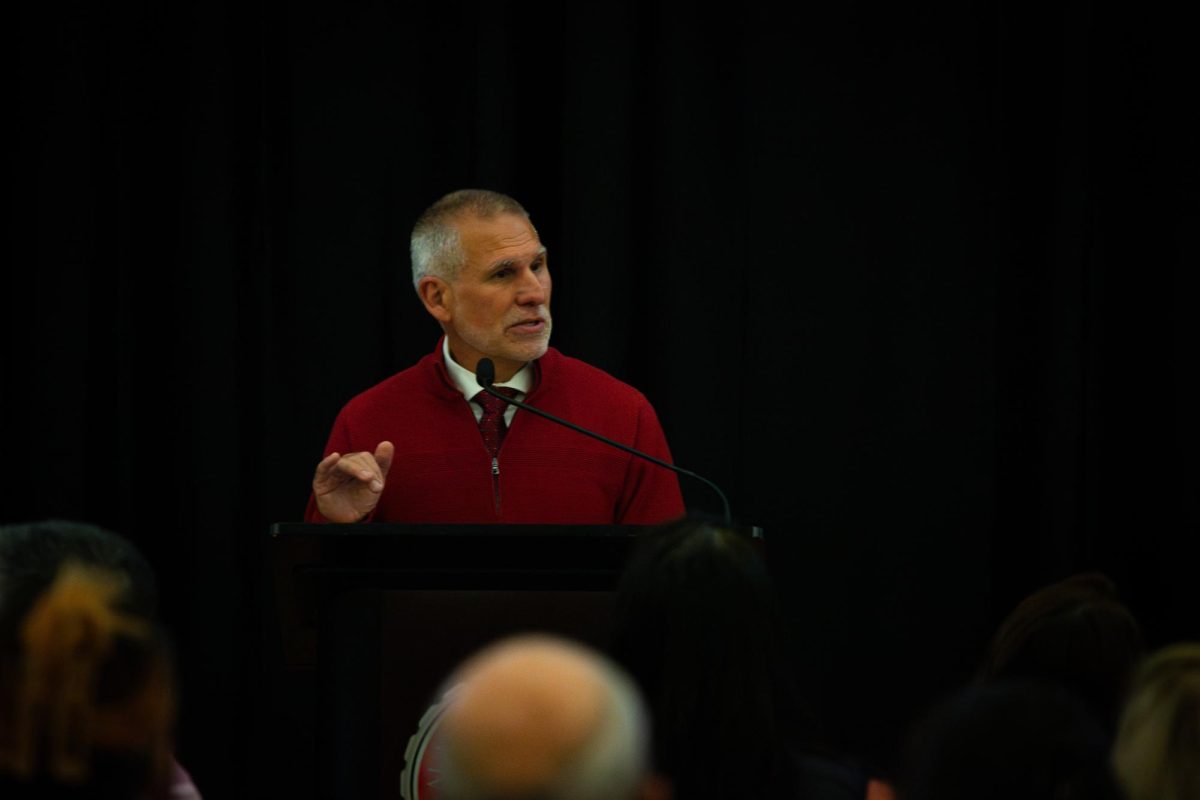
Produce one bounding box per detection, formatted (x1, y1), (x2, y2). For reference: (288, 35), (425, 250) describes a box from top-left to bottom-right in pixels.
(494, 269), (511, 279)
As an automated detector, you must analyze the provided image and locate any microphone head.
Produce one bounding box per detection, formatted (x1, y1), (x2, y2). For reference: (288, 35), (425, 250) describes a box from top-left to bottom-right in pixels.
(475, 358), (496, 388)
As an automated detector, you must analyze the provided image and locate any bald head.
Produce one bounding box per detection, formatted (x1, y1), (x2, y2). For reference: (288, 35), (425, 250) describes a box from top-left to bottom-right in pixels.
(437, 635), (651, 800)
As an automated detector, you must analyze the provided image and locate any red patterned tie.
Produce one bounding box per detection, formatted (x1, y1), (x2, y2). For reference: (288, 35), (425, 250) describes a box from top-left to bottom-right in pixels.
(473, 388), (519, 458)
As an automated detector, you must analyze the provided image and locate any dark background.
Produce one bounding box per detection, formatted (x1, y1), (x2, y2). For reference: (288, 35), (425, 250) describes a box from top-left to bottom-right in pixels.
(5, 0), (1197, 796)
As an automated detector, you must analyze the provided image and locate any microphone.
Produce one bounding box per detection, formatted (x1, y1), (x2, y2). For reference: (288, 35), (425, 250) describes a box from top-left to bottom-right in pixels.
(475, 358), (732, 524)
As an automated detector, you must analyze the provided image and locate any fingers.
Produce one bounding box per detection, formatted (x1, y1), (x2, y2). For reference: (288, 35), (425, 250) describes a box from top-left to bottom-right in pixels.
(314, 452), (341, 481)
(312, 447), (390, 521)
(313, 444), (393, 501)
(374, 441), (395, 479)
(334, 451), (385, 493)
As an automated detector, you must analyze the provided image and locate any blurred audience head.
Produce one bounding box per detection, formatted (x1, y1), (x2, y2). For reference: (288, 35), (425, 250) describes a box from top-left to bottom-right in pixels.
(0, 519), (175, 798)
(898, 680), (1123, 800)
(435, 633), (661, 800)
(610, 516), (815, 800)
(977, 571), (1144, 731)
(0, 519), (158, 622)
(1112, 641), (1200, 800)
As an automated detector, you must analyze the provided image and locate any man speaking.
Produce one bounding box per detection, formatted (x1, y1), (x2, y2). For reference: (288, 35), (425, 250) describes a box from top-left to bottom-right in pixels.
(305, 189), (685, 525)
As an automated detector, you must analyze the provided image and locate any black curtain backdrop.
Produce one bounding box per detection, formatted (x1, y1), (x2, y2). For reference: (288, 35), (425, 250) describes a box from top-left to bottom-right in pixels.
(5, 1), (1197, 796)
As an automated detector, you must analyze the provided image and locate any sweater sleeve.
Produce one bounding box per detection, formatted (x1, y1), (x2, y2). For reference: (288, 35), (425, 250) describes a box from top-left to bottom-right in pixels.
(614, 396), (686, 524)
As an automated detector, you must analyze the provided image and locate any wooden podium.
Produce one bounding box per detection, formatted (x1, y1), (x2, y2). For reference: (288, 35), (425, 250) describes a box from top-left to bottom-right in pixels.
(267, 523), (665, 800)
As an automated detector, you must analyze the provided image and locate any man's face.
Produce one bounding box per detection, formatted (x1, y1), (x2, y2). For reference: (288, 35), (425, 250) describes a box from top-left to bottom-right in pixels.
(436, 212), (552, 380)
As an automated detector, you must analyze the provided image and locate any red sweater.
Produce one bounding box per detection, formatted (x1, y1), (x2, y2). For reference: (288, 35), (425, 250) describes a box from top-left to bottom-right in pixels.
(304, 343), (685, 525)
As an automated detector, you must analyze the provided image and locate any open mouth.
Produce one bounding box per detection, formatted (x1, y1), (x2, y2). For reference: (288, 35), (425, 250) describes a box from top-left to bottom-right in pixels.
(508, 319), (546, 333)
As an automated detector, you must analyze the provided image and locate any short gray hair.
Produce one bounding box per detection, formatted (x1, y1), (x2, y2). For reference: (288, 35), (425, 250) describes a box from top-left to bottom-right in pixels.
(410, 189), (533, 291)
(436, 637), (651, 800)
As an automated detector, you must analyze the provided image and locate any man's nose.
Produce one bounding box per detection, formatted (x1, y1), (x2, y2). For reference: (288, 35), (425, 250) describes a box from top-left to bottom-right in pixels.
(515, 267), (547, 305)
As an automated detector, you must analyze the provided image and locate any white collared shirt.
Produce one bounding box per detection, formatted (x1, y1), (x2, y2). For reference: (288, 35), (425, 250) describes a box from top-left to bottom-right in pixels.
(442, 337), (531, 426)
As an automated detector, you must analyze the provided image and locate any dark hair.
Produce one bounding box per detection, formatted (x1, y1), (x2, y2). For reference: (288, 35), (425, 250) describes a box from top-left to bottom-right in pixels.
(609, 517), (817, 800)
(977, 572), (1144, 732)
(0, 519), (158, 629)
(0, 520), (172, 797)
(897, 680), (1124, 800)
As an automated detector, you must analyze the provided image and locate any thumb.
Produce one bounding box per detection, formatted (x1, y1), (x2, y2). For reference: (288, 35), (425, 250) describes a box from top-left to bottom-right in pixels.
(374, 441), (395, 479)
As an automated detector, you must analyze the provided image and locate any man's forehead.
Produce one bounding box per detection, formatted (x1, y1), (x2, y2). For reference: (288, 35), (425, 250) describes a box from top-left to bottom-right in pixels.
(456, 212), (545, 263)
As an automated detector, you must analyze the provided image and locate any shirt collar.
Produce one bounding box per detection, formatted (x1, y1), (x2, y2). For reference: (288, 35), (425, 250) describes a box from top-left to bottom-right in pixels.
(442, 337), (532, 402)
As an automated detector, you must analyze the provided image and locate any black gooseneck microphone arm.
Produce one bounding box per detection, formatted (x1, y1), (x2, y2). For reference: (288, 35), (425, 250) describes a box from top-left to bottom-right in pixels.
(475, 357), (732, 525)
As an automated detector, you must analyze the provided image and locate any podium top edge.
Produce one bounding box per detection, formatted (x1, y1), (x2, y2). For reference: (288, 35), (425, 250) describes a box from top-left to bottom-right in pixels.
(268, 523), (764, 539)
(269, 523), (652, 538)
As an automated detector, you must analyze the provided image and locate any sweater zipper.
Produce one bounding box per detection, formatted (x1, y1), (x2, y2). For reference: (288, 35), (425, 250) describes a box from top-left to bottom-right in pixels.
(491, 456), (501, 515)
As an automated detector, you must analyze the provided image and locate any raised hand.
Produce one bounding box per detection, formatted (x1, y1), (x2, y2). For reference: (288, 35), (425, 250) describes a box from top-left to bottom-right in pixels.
(312, 440), (395, 523)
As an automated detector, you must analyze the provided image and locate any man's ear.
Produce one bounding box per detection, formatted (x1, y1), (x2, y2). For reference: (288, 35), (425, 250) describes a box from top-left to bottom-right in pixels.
(418, 276), (453, 323)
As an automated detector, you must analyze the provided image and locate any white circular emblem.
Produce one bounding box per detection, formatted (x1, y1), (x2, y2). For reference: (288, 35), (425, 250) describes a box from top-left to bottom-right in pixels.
(399, 683), (463, 800)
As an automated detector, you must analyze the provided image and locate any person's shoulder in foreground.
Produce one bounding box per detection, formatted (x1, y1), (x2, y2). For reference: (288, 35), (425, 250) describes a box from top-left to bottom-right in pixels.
(895, 679), (1123, 800)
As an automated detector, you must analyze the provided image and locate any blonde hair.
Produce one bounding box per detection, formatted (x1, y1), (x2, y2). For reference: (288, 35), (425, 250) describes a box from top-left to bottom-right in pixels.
(1113, 642), (1200, 800)
(0, 561), (174, 788)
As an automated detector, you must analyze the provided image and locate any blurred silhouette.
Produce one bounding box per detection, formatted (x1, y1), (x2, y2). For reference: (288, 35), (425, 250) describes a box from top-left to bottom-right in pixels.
(1112, 641), (1200, 800)
(609, 516), (879, 800)
(896, 679), (1124, 800)
(433, 633), (668, 800)
(0, 519), (199, 799)
(976, 571), (1144, 732)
